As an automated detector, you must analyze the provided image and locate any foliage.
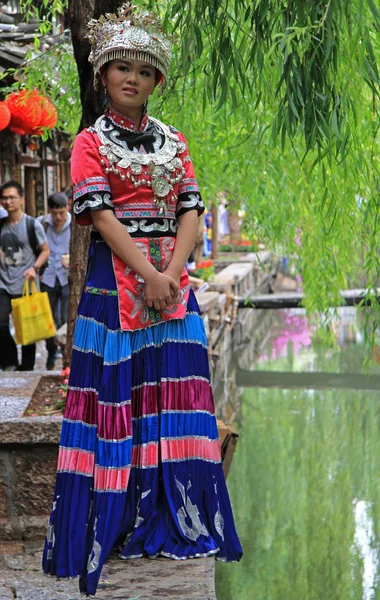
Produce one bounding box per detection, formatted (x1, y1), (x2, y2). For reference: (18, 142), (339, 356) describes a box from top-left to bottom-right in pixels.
(169, 0), (380, 157)
(0, 0), (80, 136)
(57, 367), (70, 410)
(190, 259), (215, 281)
(219, 241), (257, 253)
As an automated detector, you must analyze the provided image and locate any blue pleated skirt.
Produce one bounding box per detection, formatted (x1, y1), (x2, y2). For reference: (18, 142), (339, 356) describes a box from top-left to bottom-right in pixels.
(42, 237), (242, 596)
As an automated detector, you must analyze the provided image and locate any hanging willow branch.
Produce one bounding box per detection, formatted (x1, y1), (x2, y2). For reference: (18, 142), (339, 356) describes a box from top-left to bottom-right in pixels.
(169, 0), (379, 158)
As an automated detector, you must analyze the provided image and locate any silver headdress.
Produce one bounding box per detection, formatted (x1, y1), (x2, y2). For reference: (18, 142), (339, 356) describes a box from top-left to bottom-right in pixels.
(87, 3), (171, 90)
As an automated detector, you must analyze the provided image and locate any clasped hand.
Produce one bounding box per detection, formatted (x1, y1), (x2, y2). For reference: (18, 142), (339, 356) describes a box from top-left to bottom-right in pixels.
(144, 271), (180, 311)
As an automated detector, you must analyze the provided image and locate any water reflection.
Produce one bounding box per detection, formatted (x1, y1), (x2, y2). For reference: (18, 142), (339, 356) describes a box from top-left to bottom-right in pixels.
(215, 308), (380, 600)
(354, 501), (378, 600)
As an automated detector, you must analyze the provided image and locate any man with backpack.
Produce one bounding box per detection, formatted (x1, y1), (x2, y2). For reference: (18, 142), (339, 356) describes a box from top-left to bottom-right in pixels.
(0, 180), (50, 371)
(37, 192), (71, 370)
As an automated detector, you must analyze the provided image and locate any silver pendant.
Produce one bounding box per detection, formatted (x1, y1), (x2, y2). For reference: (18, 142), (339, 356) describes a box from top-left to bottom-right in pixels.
(130, 163), (143, 175)
(152, 177), (171, 198)
(171, 157), (183, 169)
(153, 166), (165, 177)
(177, 142), (186, 154)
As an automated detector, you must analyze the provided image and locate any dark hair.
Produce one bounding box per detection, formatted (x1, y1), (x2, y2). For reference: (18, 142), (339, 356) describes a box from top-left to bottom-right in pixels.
(48, 192), (69, 209)
(62, 186), (73, 199)
(0, 180), (24, 197)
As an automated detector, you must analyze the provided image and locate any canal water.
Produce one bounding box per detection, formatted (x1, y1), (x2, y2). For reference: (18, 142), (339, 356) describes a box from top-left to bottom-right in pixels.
(215, 308), (380, 600)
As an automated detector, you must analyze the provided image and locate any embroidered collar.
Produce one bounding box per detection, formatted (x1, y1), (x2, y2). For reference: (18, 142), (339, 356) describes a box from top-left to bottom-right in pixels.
(106, 105), (149, 133)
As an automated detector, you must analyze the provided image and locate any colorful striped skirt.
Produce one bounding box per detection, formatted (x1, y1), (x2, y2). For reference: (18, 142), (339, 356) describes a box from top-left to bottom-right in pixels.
(42, 242), (242, 596)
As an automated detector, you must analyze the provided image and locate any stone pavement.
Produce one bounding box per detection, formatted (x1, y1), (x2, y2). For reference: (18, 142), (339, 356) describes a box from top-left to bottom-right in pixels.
(0, 338), (62, 421)
(0, 546), (216, 599)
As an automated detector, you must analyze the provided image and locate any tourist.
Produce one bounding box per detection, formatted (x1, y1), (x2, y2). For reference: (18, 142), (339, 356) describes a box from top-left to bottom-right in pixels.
(37, 192), (71, 370)
(0, 180), (49, 371)
(42, 4), (242, 596)
(218, 196), (230, 240)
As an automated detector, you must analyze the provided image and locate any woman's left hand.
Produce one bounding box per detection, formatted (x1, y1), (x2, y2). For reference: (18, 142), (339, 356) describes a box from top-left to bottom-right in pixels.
(163, 267), (181, 303)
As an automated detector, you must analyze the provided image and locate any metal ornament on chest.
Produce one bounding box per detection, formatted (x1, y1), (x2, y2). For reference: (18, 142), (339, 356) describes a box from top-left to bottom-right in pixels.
(95, 116), (186, 215)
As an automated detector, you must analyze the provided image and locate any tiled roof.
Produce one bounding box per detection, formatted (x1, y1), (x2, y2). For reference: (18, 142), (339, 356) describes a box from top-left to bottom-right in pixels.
(0, 9), (58, 78)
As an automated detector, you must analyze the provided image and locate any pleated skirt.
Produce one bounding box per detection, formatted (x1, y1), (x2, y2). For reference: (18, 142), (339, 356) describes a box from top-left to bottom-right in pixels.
(42, 238), (242, 596)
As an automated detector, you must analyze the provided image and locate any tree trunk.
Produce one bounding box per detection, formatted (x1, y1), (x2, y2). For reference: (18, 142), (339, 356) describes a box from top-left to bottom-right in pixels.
(211, 204), (219, 260)
(64, 218), (90, 367)
(193, 214), (204, 264)
(68, 0), (125, 129)
(228, 209), (241, 245)
(64, 0), (125, 367)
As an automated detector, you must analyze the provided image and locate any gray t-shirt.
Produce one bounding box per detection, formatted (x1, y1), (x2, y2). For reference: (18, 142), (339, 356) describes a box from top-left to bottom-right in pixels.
(0, 215), (47, 295)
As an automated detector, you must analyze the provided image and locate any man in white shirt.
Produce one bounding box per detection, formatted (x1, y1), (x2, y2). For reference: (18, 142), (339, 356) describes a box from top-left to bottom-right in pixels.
(38, 192), (71, 370)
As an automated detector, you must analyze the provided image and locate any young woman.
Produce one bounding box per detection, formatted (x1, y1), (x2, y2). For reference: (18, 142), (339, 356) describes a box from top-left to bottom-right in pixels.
(43, 4), (242, 596)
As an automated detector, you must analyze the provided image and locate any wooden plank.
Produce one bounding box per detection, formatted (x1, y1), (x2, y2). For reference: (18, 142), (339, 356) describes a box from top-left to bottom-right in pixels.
(195, 291), (220, 313)
(238, 288), (380, 309)
(217, 420), (239, 480)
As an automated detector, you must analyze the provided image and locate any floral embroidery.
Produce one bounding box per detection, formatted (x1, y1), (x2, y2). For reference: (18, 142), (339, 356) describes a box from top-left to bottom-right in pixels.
(149, 239), (162, 271)
(85, 286), (118, 296)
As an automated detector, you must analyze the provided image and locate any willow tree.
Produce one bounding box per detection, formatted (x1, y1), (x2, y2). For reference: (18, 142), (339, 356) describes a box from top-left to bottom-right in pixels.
(4, 0), (380, 353)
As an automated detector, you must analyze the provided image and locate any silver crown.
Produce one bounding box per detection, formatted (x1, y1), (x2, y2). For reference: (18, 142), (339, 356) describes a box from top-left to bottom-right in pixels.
(87, 3), (171, 89)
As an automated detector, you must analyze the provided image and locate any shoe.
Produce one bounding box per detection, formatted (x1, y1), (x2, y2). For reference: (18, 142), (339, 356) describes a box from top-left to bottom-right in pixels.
(46, 363), (56, 371)
(3, 365), (18, 372)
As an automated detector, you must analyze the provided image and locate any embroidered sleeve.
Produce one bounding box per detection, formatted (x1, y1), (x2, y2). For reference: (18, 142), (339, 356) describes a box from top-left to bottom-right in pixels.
(71, 130), (113, 226)
(176, 133), (205, 219)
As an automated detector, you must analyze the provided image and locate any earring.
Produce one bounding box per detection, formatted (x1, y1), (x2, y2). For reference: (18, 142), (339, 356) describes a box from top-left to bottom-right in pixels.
(103, 86), (109, 109)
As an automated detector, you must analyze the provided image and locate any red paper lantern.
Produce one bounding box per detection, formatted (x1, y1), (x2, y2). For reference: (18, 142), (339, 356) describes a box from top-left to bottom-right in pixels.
(6, 90), (57, 136)
(33, 96), (58, 135)
(0, 102), (11, 131)
(28, 140), (38, 152)
(6, 90), (42, 134)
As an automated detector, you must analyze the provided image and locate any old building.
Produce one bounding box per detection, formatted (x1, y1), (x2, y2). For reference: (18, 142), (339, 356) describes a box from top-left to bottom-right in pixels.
(0, 1), (71, 214)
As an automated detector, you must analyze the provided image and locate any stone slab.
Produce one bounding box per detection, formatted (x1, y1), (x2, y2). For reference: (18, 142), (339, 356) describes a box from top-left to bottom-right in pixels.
(207, 280), (232, 293)
(217, 262), (253, 282)
(0, 373), (41, 421)
(238, 250), (272, 264)
(0, 550), (216, 599)
(0, 415), (62, 444)
(0, 396), (31, 421)
(195, 291), (220, 313)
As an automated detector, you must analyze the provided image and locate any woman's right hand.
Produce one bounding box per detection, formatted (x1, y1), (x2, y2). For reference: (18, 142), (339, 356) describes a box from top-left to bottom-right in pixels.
(144, 271), (179, 311)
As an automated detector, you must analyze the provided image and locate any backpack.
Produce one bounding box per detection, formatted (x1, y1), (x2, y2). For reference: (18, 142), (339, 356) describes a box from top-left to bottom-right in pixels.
(0, 214), (49, 276)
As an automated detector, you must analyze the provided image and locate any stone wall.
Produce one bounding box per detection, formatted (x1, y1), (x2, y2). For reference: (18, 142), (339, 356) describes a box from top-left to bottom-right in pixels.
(0, 416), (61, 547)
(0, 444), (58, 542)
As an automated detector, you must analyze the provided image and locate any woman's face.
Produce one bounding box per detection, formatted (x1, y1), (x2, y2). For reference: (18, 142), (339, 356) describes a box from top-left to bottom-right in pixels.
(101, 58), (156, 116)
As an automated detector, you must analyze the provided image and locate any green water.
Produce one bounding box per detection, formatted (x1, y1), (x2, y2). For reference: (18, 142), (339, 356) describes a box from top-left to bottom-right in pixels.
(215, 309), (380, 600)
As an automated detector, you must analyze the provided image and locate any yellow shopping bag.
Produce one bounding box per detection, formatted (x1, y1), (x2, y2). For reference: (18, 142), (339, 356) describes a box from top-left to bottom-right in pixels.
(11, 279), (56, 345)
